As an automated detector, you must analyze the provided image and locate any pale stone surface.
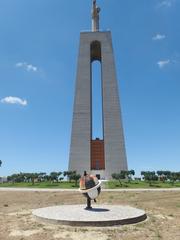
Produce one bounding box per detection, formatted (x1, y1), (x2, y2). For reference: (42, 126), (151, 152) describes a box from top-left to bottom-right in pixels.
(101, 32), (128, 178)
(68, 33), (92, 175)
(68, 31), (128, 179)
(32, 204), (147, 226)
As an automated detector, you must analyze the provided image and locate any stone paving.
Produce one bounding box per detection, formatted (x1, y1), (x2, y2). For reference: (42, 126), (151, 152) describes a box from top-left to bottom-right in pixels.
(32, 204), (147, 226)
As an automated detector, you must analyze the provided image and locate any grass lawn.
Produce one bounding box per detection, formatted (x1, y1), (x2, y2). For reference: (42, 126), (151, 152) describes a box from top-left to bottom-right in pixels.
(0, 180), (180, 189)
(0, 181), (79, 188)
(105, 180), (180, 189)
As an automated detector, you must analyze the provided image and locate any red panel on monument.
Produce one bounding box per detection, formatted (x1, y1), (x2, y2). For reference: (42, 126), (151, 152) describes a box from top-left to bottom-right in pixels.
(91, 139), (105, 170)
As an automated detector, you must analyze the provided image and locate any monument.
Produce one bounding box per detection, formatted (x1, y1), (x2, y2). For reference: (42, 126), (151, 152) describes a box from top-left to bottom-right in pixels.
(68, 0), (128, 179)
(32, 2), (147, 226)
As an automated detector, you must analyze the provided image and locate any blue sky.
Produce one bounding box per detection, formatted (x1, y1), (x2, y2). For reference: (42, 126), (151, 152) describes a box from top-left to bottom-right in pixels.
(0, 0), (180, 177)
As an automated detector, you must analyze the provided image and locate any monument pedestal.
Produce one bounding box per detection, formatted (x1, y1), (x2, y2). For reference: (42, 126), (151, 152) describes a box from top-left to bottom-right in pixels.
(33, 204), (147, 227)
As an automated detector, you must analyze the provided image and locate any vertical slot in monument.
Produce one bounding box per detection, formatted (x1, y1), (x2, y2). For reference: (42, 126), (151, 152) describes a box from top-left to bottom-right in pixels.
(90, 41), (105, 171)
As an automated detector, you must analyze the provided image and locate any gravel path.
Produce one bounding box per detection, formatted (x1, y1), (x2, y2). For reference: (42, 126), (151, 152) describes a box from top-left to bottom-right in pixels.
(0, 187), (180, 192)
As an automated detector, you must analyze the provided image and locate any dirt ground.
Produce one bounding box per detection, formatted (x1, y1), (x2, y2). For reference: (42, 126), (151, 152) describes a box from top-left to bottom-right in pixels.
(0, 190), (180, 240)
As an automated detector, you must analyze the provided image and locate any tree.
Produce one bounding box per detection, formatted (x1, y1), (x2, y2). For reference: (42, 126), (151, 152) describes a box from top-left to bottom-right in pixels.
(43, 174), (51, 182)
(28, 173), (39, 185)
(120, 171), (128, 179)
(50, 172), (62, 183)
(111, 172), (126, 187)
(157, 170), (165, 181)
(141, 171), (158, 186)
(127, 170), (135, 182)
(37, 172), (47, 182)
(7, 173), (25, 183)
(69, 172), (81, 186)
(24, 173), (32, 183)
(168, 172), (180, 185)
(157, 171), (171, 182)
(63, 171), (76, 182)
(129, 169), (135, 176)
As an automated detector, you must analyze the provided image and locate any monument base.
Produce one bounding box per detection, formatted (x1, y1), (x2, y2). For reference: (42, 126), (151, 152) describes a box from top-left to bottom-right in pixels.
(32, 204), (147, 227)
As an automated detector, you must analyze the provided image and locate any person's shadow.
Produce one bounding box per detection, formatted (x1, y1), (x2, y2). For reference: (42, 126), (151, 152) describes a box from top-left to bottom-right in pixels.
(85, 208), (110, 212)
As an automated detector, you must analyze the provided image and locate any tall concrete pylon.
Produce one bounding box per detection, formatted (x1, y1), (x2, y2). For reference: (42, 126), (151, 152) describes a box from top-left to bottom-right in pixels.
(68, 1), (128, 179)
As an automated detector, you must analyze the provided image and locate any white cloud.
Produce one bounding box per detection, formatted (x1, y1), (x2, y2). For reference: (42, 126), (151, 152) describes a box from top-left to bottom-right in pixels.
(15, 62), (38, 72)
(1, 96), (27, 106)
(157, 60), (170, 68)
(152, 34), (166, 41)
(158, 0), (175, 8)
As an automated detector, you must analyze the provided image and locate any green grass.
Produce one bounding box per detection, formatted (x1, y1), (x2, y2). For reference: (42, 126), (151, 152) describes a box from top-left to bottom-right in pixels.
(105, 180), (180, 189)
(0, 180), (180, 189)
(0, 181), (79, 189)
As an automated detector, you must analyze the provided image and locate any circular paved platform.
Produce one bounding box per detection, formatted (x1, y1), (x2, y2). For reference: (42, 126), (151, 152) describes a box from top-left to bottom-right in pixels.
(32, 205), (147, 227)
